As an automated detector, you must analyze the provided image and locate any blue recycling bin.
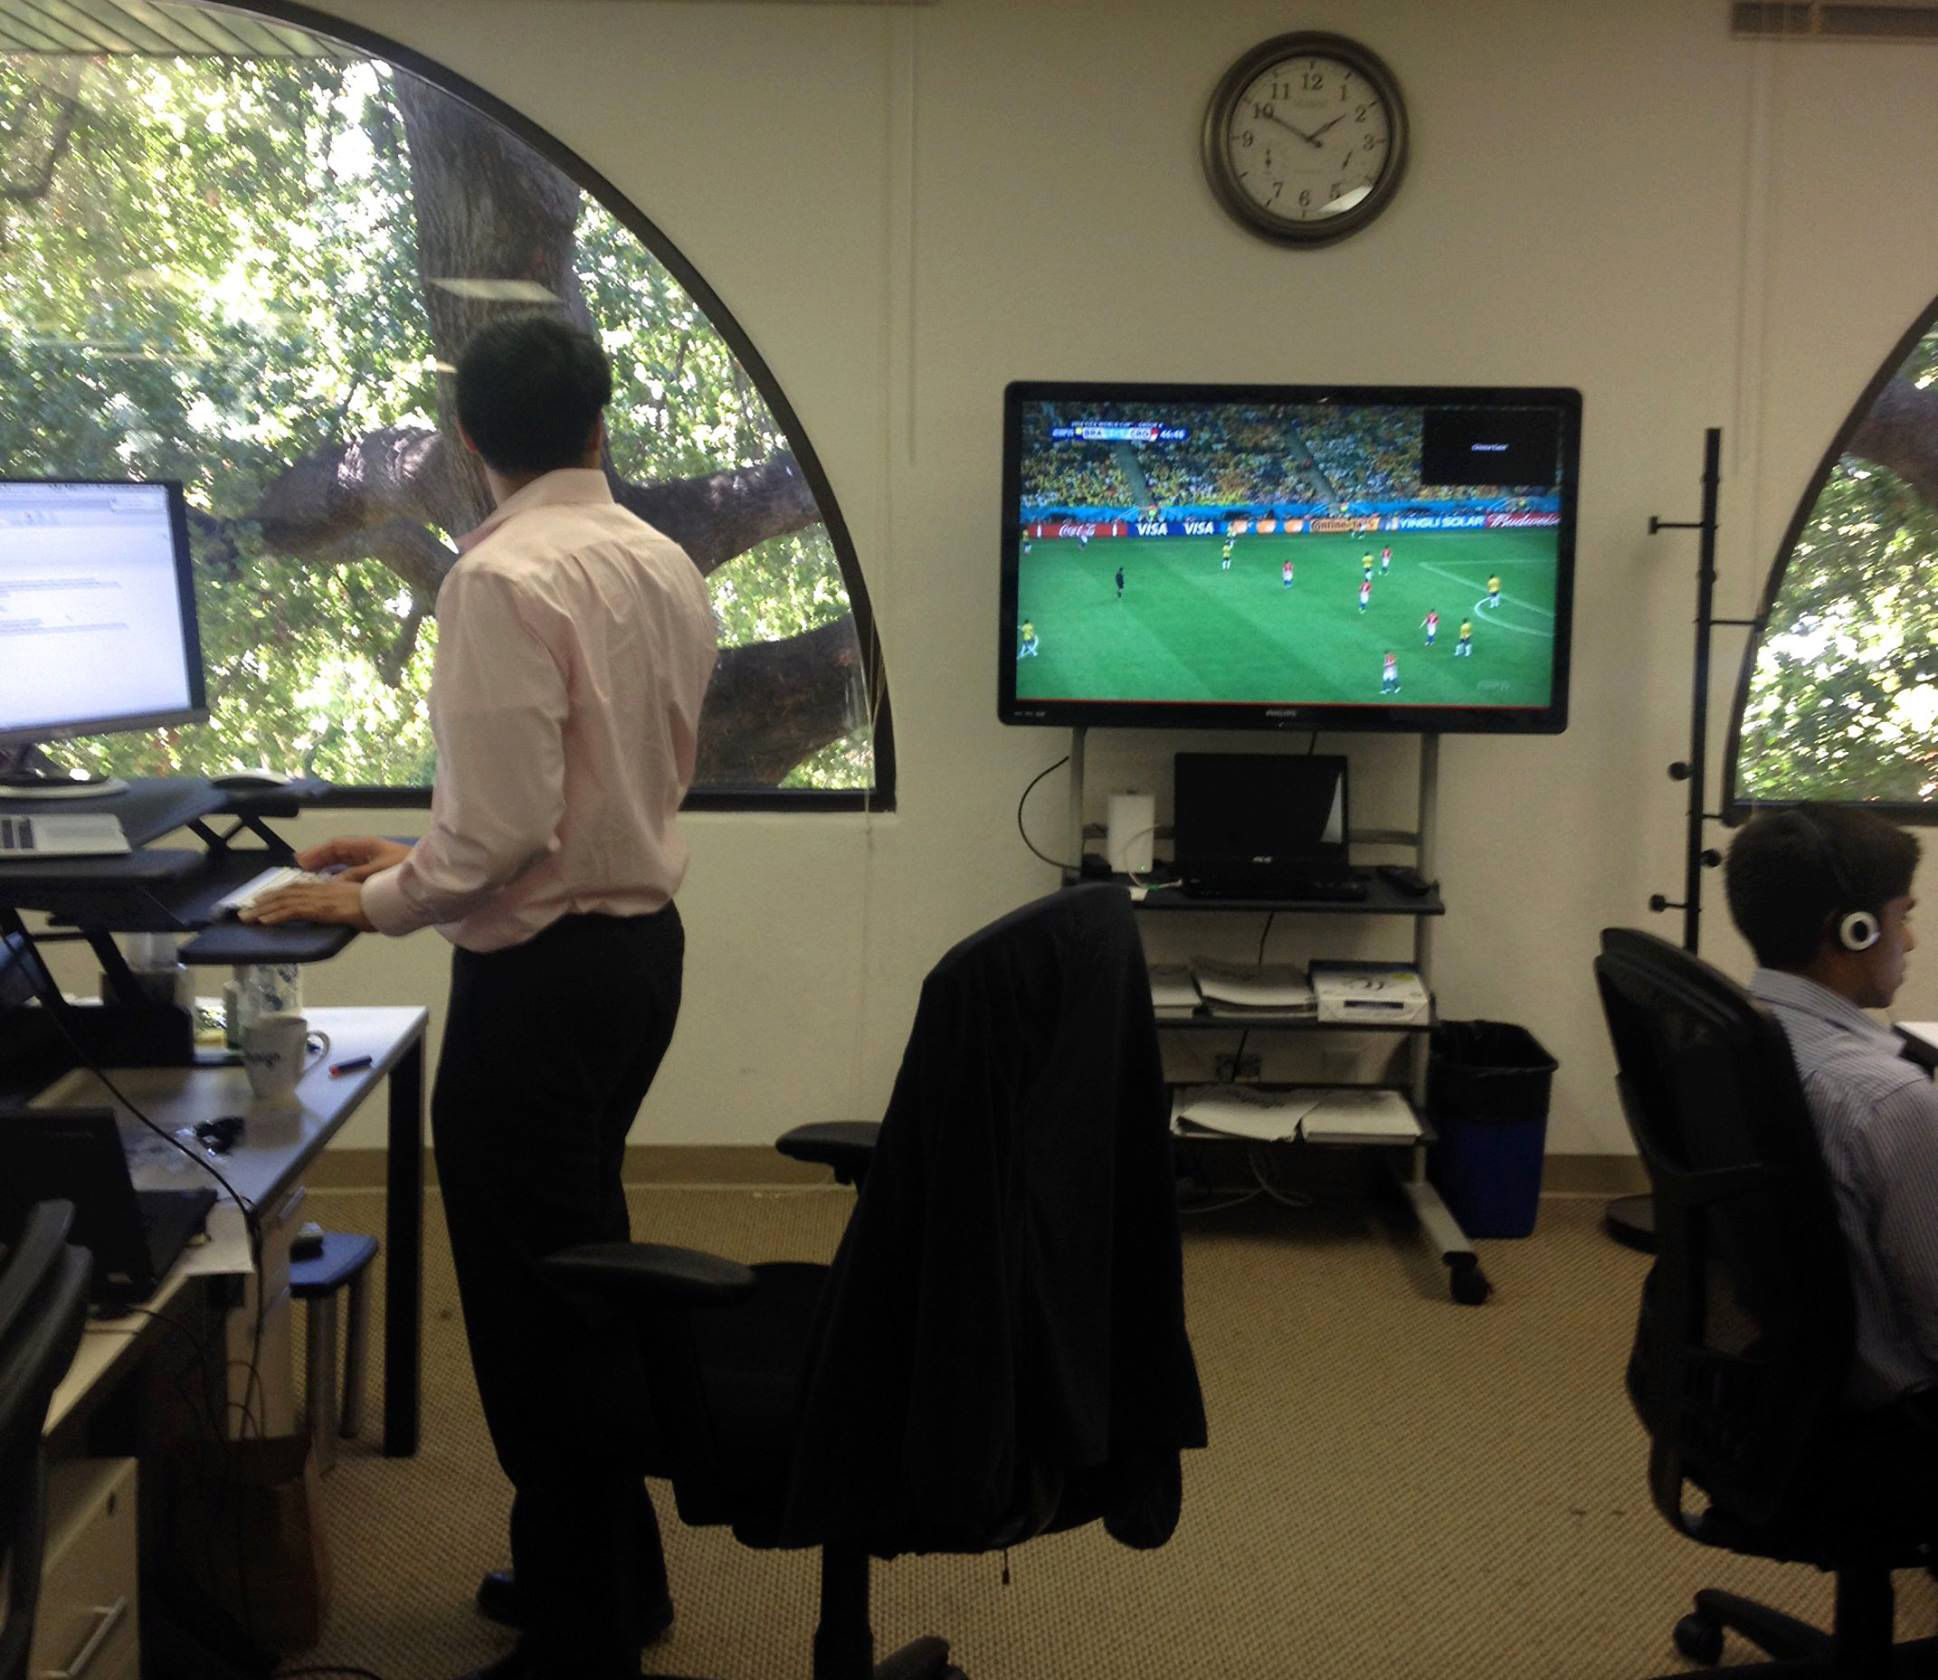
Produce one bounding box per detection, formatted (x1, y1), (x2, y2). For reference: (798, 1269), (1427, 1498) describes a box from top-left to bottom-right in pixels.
(1426, 1021), (1558, 1239)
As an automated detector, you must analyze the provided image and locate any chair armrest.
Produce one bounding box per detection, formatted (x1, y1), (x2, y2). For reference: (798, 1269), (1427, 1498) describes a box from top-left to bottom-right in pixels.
(774, 1120), (882, 1186)
(541, 1242), (756, 1308)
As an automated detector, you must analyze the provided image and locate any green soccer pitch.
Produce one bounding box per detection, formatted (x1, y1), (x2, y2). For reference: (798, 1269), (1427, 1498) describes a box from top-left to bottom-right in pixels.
(1013, 528), (1560, 708)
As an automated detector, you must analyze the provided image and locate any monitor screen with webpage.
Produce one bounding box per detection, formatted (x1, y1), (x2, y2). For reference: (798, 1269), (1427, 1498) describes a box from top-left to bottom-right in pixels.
(0, 479), (205, 752)
(999, 382), (1581, 733)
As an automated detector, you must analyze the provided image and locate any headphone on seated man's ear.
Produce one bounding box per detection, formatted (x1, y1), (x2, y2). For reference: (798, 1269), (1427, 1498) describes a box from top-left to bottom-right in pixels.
(1791, 808), (1881, 953)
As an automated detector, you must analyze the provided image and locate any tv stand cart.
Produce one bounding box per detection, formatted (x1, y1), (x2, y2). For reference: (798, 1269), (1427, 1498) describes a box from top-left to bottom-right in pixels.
(1065, 727), (1488, 1306)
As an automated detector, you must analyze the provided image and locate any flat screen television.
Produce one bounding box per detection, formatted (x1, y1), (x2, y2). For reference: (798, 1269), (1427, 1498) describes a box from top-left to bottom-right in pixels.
(999, 381), (1581, 734)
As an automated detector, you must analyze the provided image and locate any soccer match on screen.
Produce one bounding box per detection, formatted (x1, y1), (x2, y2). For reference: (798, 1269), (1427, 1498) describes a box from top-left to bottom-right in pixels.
(1010, 399), (1566, 711)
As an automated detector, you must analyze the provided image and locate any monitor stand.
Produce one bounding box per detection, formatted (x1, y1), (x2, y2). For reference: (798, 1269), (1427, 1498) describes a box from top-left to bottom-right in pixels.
(0, 746), (128, 801)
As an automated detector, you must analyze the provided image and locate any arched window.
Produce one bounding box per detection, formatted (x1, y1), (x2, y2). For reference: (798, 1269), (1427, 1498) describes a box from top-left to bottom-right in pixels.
(0, 1), (890, 804)
(1727, 297), (1938, 817)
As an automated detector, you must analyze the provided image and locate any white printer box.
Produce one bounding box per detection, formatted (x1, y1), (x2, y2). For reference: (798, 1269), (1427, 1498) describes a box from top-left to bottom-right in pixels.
(1308, 960), (1432, 1026)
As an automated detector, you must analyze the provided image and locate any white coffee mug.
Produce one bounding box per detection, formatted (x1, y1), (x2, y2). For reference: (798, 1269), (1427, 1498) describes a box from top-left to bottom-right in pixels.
(243, 1013), (330, 1105)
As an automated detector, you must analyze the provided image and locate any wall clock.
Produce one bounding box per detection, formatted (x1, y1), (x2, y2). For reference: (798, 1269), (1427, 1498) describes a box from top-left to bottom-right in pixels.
(1203, 32), (1410, 246)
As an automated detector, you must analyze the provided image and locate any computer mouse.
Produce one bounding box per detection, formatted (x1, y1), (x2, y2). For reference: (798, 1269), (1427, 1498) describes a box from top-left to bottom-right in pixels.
(210, 769), (293, 790)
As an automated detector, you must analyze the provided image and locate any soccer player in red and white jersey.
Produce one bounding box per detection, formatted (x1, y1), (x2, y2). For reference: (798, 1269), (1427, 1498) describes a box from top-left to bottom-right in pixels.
(1421, 608), (1439, 647)
(1380, 544), (1393, 574)
(1358, 578), (1372, 613)
(1282, 558), (1294, 589)
(1381, 651), (1400, 694)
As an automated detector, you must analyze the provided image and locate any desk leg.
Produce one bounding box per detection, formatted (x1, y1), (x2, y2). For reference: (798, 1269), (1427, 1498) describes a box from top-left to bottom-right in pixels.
(384, 1035), (424, 1456)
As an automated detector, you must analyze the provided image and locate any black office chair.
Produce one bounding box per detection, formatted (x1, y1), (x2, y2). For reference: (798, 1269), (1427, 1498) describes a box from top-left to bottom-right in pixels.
(1594, 928), (1938, 1677)
(545, 883), (1207, 1680)
(0, 1200), (95, 1680)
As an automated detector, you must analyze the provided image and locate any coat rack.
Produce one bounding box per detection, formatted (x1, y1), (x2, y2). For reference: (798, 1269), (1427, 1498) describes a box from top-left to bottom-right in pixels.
(1606, 427), (1763, 1251)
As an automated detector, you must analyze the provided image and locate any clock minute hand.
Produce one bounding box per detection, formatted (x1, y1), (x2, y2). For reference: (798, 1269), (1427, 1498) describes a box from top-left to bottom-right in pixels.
(1307, 115), (1346, 141)
(1261, 111), (1323, 148)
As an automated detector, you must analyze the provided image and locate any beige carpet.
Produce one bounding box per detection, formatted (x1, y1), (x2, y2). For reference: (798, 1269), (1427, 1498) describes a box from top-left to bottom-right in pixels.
(291, 1183), (1938, 1680)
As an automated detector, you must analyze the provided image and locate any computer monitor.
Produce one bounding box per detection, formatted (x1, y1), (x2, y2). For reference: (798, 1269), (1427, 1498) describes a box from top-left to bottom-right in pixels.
(0, 478), (205, 796)
(999, 381), (1581, 734)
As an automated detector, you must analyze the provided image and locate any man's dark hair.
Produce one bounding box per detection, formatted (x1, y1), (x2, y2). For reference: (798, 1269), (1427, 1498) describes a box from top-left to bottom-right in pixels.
(454, 311), (612, 476)
(1723, 805), (1920, 968)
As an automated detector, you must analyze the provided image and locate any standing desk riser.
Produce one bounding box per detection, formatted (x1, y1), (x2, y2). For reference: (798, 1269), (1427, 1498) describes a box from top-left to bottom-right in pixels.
(0, 777), (426, 1452)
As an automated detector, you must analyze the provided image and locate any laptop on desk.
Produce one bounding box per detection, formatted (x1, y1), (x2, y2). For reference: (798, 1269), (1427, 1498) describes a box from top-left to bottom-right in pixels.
(0, 1106), (216, 1304)
(1173, 752), (1366, 902)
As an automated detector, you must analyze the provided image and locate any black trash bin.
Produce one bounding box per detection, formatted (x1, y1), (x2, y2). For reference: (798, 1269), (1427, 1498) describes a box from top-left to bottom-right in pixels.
(1426, 1020), (1558, 1239)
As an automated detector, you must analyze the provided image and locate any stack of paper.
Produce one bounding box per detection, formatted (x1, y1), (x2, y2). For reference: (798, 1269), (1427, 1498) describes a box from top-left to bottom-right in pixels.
(1147, 964), (1203, 1019)
(1297, 1088), (1422, 1144)
(1191, 958), (1316, 1020)
(1171, 1083), (1323, 1141)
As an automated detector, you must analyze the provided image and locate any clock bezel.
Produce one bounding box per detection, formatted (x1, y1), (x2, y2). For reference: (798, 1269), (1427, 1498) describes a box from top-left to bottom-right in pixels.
(1202, 31), (1411, 248)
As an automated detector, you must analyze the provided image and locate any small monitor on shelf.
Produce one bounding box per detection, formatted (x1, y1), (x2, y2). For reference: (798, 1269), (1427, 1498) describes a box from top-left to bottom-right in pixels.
(0, 478), (205, 798)
(999, 381), (1581, 735)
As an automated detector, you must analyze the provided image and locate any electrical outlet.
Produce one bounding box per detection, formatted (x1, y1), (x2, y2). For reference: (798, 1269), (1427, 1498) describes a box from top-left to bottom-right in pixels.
(1215, 1052), (1261, 1083)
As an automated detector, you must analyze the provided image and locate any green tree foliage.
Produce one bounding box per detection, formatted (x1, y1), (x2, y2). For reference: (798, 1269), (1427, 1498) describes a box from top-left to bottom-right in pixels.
(1736, 322), (1938, 809)
(0, 46), (871, 790)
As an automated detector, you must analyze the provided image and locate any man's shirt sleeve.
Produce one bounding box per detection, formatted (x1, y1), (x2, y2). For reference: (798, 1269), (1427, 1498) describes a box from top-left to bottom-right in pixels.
(1856, 1076), (1938, 1368)
(359, 566), (568, 936)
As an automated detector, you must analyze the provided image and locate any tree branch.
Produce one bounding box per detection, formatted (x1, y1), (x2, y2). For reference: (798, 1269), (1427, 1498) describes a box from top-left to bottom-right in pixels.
(1846, 377), (1938, 509)
(234, 425), (813, 582)
(0, 70), (81, 207)
(697, 619), (862, 784)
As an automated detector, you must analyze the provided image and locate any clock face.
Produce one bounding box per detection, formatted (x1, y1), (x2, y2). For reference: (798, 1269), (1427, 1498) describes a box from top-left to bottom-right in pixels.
(1204, 34), (1409, 246)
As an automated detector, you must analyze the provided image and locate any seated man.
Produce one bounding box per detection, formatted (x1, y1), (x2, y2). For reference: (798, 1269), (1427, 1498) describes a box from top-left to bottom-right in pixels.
(1723, 805), (1928, 1412)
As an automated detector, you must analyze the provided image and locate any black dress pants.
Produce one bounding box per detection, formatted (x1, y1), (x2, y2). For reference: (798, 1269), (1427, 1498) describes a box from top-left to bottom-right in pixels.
(432, 907), (684, 1679)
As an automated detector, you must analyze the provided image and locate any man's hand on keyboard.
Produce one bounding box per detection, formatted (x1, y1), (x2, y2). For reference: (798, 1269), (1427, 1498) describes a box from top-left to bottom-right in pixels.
(240, 876), (376, 931)
(296, 835), (413, 883)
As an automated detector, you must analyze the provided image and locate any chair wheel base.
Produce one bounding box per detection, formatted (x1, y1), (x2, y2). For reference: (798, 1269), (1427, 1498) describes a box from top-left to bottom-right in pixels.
(1674, 1610), (1725, 1666)
(874, 1634), (956, 1679)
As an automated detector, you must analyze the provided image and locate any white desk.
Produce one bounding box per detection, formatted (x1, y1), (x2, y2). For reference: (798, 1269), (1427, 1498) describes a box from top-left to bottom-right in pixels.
(1895, 1020), (1938, 1072)
(34, 1006), (427, 1454)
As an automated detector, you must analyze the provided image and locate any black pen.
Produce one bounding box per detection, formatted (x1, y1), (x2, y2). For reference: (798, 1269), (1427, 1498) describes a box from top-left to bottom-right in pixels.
(329, 1054), (375, 1078)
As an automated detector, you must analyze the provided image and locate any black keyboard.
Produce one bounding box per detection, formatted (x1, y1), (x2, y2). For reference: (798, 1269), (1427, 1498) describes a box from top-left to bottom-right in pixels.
(1181, 873), (1369, 903)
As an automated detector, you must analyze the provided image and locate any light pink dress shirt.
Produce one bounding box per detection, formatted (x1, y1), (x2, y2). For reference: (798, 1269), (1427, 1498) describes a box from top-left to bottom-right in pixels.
(359, 469), (718, 953)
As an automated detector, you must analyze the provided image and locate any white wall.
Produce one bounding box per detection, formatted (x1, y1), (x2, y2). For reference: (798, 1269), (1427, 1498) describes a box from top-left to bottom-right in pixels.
(202, 0), (1938, 1151)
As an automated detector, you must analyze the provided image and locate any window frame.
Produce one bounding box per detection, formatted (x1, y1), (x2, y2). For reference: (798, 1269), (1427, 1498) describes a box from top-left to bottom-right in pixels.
(1722, 291), (1938, 827)
(72, 0), (897, 812)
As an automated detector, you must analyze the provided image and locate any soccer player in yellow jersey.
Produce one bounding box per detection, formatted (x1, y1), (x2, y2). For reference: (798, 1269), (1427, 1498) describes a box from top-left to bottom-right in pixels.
(1455, 618), (1474, 657)
(1019, 618), (1039, 658)
(1361, 551), (1374, 581)
(1486, 574), (1502, 609)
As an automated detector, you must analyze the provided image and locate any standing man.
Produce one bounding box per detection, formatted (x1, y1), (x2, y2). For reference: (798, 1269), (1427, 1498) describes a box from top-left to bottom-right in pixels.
(1486, 573), (1503, 609)
(1380, 543), (1393, 575)
(246, 312), (719, 1680)
(1281, 557), (1294, 590)
(1115, 562), (1126, 601)
(1380, 650), (1400, 694)
(1722, 808), (1932, 1418)
(1221, 534), (1235, 571)
(1455, 616), (1475, 656)
(1421, 608), (1439, 647)
(1358, 576), (1372, 613)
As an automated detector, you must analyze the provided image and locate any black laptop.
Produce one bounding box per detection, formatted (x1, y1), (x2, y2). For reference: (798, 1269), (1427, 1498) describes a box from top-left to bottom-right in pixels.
(0, 1106), (217, 1304)
(1173, 753), (1367, 902)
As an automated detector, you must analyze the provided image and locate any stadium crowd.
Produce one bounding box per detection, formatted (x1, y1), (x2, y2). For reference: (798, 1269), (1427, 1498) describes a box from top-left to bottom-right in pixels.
(1020, 403), (1546, 511)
